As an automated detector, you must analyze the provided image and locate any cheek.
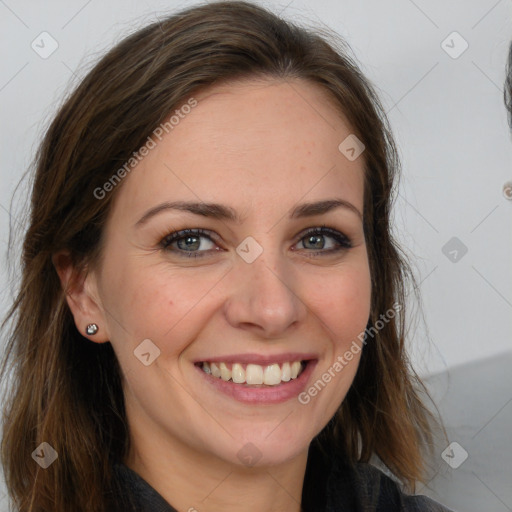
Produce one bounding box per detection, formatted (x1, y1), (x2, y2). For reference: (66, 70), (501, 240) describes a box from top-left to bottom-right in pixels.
(297, 261), (370, 433)
(101, 257), (228, 362)
(311, 259), (372, 345)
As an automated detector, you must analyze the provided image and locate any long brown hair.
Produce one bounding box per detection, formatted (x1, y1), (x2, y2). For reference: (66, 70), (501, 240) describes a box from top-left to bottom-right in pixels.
(1, 2), (441, 510)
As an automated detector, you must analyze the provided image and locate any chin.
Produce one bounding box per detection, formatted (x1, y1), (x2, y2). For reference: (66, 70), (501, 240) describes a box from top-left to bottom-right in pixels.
(222, 428), (311, 469)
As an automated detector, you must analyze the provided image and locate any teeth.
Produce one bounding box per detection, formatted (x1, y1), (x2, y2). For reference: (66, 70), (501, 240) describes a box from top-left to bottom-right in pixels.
(219, 362), (231, 381)
(291, 361), (301, 379)
(210, 362), (221, 378)
(200, 360), (305, 385)
(232, 363), (245, 384)
(246, 364), (264, 384)
(263, 364), (282, 385)
(281, 362), (291, 382)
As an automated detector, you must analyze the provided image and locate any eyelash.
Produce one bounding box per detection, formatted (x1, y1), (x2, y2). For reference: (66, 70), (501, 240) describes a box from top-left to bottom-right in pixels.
(159, 226), (352, 259)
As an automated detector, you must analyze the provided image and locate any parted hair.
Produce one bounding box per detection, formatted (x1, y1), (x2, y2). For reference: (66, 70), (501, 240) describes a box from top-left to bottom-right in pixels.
(1, 2), (440, 511)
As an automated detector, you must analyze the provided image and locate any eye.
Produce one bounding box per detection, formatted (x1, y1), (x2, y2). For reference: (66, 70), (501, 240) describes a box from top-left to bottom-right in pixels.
(160, 228), (218, 258)
(159, 226), (352, 259)
(293, 226), (352, 256)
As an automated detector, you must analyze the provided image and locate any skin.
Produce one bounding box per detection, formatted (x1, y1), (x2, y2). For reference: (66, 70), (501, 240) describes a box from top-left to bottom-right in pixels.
(55, 78), (372, 512)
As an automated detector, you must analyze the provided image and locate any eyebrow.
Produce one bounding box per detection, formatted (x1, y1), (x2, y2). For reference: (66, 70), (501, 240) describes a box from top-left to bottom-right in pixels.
(135, 198), (362, 227)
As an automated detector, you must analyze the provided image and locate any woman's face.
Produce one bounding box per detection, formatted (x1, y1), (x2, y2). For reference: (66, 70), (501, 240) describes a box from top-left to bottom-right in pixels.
(87, 78), (371, 468)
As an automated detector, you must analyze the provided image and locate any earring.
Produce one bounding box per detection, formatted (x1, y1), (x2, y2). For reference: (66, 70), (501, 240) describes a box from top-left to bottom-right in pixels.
(85, 323), (99, 335)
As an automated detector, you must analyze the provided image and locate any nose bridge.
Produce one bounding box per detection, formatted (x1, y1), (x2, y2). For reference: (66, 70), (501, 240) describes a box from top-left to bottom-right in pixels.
(224, 237), (306, 336)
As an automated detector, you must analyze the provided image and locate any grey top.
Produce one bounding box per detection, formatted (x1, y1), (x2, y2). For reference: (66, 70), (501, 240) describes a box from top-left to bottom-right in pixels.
(109, 440), (455, 512)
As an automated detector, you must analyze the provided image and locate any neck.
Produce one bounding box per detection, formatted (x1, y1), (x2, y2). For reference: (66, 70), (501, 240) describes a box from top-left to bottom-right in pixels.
(126, 436), (308, 512)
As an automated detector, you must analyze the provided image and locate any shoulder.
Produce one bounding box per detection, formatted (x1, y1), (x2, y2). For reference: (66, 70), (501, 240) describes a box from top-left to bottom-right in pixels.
(304, 440), (455, 512)
(348, 462), (455, 512)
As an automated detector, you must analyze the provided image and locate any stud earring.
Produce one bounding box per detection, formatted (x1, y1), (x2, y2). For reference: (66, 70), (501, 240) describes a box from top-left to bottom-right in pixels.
(85, 323), (99, 335)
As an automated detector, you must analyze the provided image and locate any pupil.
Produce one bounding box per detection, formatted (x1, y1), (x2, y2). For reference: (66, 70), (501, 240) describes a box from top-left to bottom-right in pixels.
(307, 235), (324, 249)
(178, 236), (199, 251)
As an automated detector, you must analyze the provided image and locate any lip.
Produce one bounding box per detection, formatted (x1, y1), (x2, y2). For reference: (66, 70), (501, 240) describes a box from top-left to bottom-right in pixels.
(193, 352), (318, 366)
(194, 357), (318, 404)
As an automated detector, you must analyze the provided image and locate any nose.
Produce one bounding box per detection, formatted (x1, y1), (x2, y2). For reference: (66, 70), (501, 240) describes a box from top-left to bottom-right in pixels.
(223, 249), (307, 339)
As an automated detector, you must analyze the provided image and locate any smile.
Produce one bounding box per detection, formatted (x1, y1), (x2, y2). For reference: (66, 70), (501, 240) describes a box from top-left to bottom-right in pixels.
(194, 356), (317, 404)
(200, 360), (305, 386)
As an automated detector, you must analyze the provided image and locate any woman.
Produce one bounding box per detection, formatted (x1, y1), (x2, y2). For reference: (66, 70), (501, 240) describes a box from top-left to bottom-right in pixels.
(0, 2), (453, 511)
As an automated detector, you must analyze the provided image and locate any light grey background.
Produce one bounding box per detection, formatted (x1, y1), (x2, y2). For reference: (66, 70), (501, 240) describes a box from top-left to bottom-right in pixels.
(1, 0), (511, 511)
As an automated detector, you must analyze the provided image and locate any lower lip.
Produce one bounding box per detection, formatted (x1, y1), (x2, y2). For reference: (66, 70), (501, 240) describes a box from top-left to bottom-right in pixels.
(195, 361), (317, 404)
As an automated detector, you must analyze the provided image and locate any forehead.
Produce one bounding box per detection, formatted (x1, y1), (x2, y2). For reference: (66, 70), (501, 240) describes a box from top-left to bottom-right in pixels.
(109, 78), (365, 225)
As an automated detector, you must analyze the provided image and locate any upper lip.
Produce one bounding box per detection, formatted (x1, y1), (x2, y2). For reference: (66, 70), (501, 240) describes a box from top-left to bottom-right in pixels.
(194, 352), (317, 366)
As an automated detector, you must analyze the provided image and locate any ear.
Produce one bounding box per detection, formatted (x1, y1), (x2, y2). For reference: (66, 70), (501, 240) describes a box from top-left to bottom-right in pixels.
(52, 250), (110, 343)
